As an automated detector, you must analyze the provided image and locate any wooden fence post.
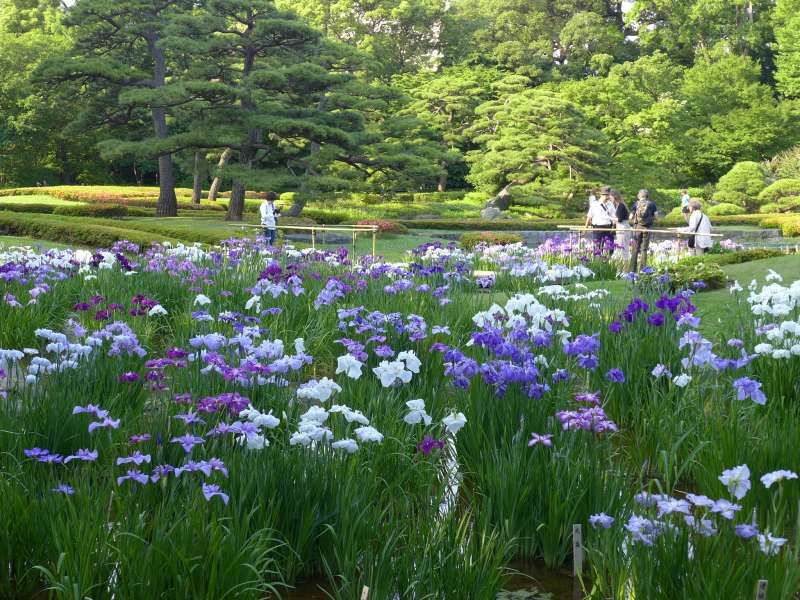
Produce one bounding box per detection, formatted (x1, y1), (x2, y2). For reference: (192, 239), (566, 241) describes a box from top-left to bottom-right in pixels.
(573, 524), (584, 600)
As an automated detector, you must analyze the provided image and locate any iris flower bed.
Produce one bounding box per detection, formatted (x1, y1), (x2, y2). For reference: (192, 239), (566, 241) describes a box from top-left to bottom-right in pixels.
(1, 237), (799, 599)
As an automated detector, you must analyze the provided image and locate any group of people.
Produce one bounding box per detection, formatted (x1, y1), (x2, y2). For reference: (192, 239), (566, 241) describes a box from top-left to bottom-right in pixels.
(585, 186), (713, 272)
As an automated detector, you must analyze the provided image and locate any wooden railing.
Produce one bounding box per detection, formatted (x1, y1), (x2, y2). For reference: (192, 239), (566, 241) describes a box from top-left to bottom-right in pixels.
(231, 223), (380, 257)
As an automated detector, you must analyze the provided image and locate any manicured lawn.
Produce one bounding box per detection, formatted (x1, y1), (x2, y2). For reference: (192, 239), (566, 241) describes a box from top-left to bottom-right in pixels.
(0, 194), (82, 205)
(0, 235), (75, 249)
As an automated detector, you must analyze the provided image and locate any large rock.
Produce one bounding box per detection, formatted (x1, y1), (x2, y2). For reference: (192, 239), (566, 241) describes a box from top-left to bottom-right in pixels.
(480, 207), (503, 220)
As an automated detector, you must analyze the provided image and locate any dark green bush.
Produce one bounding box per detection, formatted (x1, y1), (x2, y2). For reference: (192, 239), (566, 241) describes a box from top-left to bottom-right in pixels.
(53, 204), (128, 218)
(0, 211), (177, 248)
(664, 262), (727, 292)
(678, 248), (784, 268)
(0, 203), (56, 214)
(707, 203), (746, 216)
(713, 161), (769, 209)
(302, 208), (348, 224)
(460, 231), (524, 250)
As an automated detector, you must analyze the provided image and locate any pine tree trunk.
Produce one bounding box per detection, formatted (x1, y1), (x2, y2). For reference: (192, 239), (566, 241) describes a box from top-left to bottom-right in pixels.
(437, 164), (448, 192)
(226, 180), (246, 221)
(192, 151), (202, 204)
(146, 30), (177, 217)
(56, 140), (75, 184)
(155, 150), (177, 217)
(208, 148), (232, 201)
(283, 195), (307, 217)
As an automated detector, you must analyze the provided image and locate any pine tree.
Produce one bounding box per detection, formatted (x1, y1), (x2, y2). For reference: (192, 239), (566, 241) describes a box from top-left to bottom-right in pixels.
(39, 0), (194, 216)
(166, 0), (444, 220)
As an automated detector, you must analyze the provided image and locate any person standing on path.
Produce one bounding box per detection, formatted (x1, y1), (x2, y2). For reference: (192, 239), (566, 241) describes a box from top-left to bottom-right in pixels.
(681, 200), (713, 255)
(585, 186), (616, 254)
(680, 189), (691, 223)
(259, 191), (280, 247)
(629, 189), (658, 273)
(611, 189), (631, 261)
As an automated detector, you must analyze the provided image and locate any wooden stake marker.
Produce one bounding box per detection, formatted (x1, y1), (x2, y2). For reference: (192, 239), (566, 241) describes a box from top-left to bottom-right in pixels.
(360, 585), (370, 600)
(756, 580), (768, 600)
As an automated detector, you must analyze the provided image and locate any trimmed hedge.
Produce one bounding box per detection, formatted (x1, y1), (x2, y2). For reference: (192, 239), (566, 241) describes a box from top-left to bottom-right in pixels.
(399, 218), (582, 231)
(757, 179), (800, 204)
(459, 231), (524, 250)
(0, 203), (56, 214)
(0, 211), (178, 248)
(678, 248), (786, 268)
(53, 204), (128, 218)
(707, 203), (747, 216)
(665, 262), (727, 291)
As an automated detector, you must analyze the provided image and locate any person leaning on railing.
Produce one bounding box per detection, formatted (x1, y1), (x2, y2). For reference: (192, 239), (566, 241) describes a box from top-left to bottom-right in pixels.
(628, 189), (658, 273)
(680, 200), (713, 256)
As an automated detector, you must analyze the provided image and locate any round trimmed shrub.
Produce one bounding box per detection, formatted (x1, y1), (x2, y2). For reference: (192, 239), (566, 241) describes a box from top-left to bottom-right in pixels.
(459, 231), (524, 250)
(757, 179), (800, 204)
(707, 203), (746, 216)
(713, 161), (768, 209)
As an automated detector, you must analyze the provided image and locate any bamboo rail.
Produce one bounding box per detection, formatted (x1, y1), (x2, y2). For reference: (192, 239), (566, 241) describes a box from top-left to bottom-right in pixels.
(231, 223), (380, 258)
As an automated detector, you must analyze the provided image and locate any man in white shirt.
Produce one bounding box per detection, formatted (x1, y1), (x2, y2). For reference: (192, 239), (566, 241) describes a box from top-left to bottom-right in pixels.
(585, 186), (615, 251)
(680, 200), (712, 255)
(259, 191), (280, 246)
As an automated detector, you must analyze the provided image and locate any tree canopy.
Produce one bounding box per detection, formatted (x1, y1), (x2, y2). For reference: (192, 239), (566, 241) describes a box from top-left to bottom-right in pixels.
(2, 0), (800, 215)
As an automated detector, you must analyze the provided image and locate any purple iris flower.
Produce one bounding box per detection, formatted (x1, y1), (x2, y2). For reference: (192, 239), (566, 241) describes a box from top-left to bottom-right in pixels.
(130, 433), (151, 444)
(73, 404), (109, 419)
(116, 451), (151, 466)
(52, 484), (75, 495)
(417, 436), (445, 456)
(608, 320), (623, 333)
(605, 368), (625, 383)
(117, 469), (149, 486)
(88, 417), (121, 433)
(150, 464), (176, 483)
(201, 483), (229, 505)
(173, 411), (206, 426)
(528, 433), (553, 448)
(732, 377), (766, 405)
(735, 524), (759, 539)
(552, 369), (570, 383)
(171, 434), (204, 453)
(647, 312), (665, 327)
(589, 513), (614, 529)
(64, 448), (99, 463)
(118, 372), (140, 382)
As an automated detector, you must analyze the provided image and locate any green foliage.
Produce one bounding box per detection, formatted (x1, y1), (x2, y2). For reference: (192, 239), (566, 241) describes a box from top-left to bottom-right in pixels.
(399, 218), (580, 231)
(459, 231), (523, 249)
(713, 161), (768, 209)
(0, 211), (176, 247)
(0, 202), (56, 214)
(664, 261), (727, 292)
(758, 179), (800, 204)
(706, 202), (747, 216)
(775, 0), (800, 99)
(52, 204), (128, 218)
(678, 248), (785, 268)
(466, 89), (608, 196)
(768, 145), (800, 179)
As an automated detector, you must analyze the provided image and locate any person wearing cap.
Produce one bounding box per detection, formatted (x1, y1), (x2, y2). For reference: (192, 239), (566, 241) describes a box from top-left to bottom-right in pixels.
(680, 200), (712, 255)
(584, 186), (616, 253)
(629, 189), (658, 273)
(610, 189), (631, 260)
(259, 191), (280, 246)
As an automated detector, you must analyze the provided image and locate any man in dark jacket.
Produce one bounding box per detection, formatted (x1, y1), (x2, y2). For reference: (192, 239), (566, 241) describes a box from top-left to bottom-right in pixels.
(629, 189), (658, 273)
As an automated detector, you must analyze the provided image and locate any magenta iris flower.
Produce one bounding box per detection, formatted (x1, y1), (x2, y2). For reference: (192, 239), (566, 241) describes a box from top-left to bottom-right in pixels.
(201, 483), (230, 505)
(417, 436), (445, 455)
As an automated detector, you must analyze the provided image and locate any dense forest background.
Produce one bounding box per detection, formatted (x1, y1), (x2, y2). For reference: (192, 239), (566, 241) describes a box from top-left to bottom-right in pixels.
(1, 0), (800, 217)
